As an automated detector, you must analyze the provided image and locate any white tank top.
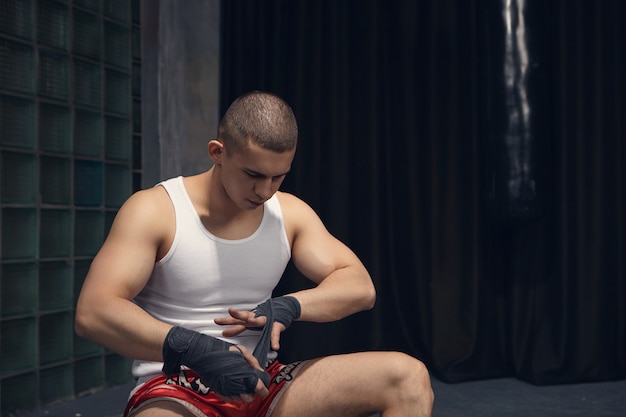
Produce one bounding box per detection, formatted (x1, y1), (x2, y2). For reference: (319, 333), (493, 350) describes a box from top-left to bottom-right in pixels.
(131, 176), (291, 379)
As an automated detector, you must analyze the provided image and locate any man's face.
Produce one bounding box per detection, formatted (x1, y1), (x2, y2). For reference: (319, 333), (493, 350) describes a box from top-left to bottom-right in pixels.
(220, 140), (295, 210)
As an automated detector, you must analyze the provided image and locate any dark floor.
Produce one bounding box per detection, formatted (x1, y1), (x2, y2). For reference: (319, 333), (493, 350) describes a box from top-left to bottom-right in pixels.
(14, 377), (626, 417)
(431, 377), (625, 417)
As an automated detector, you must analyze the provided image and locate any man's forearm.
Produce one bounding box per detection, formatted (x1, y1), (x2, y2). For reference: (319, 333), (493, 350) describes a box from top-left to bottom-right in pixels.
(75, 295), (171, 362)
(290, 266), (376, 322)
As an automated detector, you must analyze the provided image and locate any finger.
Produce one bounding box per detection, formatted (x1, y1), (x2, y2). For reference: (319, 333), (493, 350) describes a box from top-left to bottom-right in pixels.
(228, 307), (253, 320)
(236, 344), (264, 372)
(242, 392), (259, 403)
(270, 322), (286, 351)
(230, 344), (264, 371)
(219, 347), (266, 402)
(229, 344), (244, 355)
(214, 308), (255, 326)
(213, 316), (240, 325)
(231, 308), (267, 328)
(255, 378), (269, 398)
(214, 309), (250, 326)
(220, 324), (248, 337)
(215, 309), (267, 329)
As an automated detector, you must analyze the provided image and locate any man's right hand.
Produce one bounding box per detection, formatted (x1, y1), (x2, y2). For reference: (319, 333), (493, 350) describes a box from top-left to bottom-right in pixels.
(162, 326), (270, 401)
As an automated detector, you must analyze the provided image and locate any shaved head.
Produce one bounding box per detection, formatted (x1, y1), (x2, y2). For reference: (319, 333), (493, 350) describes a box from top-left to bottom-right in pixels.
(218, 91), (298, 154)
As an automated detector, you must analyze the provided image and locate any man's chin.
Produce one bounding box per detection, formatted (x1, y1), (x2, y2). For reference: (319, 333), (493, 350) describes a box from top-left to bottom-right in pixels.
(244, 199), (263, 209)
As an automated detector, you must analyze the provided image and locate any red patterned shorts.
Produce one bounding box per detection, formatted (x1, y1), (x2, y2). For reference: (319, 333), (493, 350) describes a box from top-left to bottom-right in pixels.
(124, 361), (306, 417)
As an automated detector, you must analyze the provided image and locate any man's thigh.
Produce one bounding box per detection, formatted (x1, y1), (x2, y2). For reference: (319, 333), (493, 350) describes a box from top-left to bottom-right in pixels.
(270, 351), (404, 417)
(130, 400), (201, 417)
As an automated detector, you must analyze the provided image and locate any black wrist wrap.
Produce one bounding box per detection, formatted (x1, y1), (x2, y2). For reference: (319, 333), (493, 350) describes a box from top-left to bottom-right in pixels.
(162, 326), (270, 396)
(252, 296), (301, 368)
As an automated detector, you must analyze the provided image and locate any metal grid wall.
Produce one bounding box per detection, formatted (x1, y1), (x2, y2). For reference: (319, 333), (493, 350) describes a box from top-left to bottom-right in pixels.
(0, 0), (142, 412)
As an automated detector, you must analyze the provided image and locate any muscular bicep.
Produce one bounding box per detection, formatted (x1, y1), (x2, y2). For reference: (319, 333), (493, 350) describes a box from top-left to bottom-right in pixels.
(292, 229), (363, 284)
(281, 193), (364, 284)
(78, 188), (171, 302)
(83, 227), (155, 300)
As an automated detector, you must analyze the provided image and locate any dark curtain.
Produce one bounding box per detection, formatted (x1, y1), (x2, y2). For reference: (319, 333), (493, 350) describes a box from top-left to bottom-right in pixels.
(220, 0), (625, 385)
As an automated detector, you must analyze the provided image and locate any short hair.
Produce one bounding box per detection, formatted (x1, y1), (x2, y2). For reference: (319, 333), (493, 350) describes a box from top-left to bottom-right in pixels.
(218, 91), (298, 153)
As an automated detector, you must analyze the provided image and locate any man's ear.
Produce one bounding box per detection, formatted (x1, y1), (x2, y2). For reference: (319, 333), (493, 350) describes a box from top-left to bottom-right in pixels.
(208, 139), (224, 164)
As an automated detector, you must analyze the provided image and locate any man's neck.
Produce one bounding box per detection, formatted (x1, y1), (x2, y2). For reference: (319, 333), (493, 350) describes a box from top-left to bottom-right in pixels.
(186, 169), (264, 240)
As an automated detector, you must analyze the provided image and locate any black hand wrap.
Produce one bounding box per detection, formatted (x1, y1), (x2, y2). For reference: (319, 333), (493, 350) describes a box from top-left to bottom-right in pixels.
(162, 326), (270, 396)
(251, 296), (301, 368)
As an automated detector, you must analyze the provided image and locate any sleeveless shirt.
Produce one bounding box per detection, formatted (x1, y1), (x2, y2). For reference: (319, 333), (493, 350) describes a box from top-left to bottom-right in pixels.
(131, 176), (291, 379)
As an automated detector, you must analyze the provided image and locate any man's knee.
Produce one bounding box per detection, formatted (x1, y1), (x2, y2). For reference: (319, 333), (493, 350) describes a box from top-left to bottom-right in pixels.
(386, 352), (434, 406)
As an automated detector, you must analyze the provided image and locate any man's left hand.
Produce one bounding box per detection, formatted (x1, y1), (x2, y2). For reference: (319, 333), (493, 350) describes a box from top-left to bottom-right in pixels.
(215, 307), (287, 351)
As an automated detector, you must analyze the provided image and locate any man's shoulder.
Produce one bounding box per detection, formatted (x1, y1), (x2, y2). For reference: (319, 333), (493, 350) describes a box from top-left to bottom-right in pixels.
(275, 191), (320, 226)
(115, 185), (173, 227)
(275, 191), (306, 211)
(125, 184), (170, 206)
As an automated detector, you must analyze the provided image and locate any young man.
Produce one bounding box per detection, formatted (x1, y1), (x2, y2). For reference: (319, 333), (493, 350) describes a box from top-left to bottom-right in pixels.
(75, 91), (434, 417)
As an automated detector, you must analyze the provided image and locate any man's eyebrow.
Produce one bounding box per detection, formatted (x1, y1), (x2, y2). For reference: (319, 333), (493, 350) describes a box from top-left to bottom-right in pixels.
(245, 168), (291, 178)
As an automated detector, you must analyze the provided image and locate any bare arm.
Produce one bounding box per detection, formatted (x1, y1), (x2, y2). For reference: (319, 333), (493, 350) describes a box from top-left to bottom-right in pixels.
(215, 192), (375, 350)
(281, 192), (376, 322)
(76, 184), (272, 401)
(74, 187), (173, 362)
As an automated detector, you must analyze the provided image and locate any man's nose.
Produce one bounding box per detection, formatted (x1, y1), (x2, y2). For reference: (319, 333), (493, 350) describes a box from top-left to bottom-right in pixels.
(254, 178), (273, 199)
